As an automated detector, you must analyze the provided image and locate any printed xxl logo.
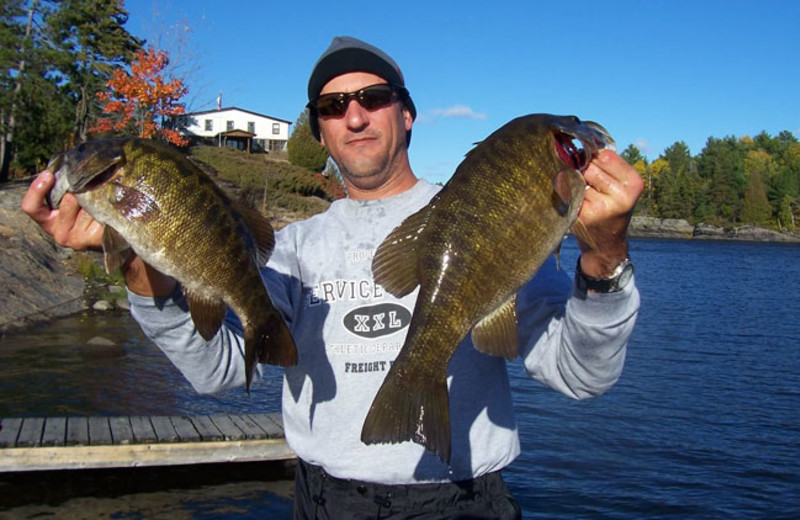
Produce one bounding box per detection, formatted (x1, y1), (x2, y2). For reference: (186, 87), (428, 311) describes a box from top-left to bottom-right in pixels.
(343, 303), (411, 339)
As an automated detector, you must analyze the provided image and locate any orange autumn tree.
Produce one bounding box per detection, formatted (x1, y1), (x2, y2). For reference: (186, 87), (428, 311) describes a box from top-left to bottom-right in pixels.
(92, 47), (189, 146)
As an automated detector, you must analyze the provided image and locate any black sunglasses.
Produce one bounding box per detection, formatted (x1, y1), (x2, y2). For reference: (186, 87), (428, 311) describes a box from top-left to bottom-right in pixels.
(308, 83), (406, 118)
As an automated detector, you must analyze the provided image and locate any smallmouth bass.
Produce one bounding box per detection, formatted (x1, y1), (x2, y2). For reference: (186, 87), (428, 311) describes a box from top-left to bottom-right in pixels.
(47, 138), (297, 390)
(361, 114), (614, 463)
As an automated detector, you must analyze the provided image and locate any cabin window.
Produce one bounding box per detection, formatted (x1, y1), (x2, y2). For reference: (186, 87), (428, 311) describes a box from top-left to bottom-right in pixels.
(204, 119), (213, 131)
(272, 123), (280, 135)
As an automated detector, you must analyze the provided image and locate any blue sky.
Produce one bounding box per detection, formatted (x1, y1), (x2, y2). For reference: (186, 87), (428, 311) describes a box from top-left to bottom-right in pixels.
(124, 0), (800, 185)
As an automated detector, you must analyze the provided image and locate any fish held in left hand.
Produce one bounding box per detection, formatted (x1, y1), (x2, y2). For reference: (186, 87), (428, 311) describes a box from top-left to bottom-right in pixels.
(46, 138), (297, 390)
(360, 114), (614, 463)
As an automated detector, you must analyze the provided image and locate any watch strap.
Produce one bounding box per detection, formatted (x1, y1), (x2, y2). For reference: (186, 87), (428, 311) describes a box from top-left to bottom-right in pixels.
(576, 257), (634, 294)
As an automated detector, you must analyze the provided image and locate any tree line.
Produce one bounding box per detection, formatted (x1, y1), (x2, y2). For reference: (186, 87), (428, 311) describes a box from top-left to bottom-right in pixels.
(622, 131), (800, 231)
(2, 2), (797, 232)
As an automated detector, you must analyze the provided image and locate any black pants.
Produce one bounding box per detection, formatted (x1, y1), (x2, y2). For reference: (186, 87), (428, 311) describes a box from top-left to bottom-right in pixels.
(293, 459), (522, 519)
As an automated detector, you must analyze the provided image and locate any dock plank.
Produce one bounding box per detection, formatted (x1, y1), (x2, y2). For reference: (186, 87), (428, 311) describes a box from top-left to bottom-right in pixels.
(88, 417), (112, 446)
(151, 416), (179, 443)
(209, 414), (246, 441)
(17, 418), (45, 447)
(66, 417), (89, 445)
(129, 416), (157, 443)
(229, 414), (267, 439)
(109, 417), (134, 445)
(170, 416), (200, 442)
(191, 415), (224, 442)
(0, 418), (22, 447)
(42, 417), (66, 446)
(250, 413), (284, 439)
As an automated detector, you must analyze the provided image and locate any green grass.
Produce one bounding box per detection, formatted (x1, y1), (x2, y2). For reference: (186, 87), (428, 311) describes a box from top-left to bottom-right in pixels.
(189, 145), (333, 226)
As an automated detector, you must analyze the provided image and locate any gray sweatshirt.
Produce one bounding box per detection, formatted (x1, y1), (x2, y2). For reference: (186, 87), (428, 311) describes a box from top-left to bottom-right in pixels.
(128, 179), (640, 485)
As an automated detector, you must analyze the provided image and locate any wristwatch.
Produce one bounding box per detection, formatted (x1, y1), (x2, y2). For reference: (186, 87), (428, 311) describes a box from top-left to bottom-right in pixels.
(576, 257), (634, 294)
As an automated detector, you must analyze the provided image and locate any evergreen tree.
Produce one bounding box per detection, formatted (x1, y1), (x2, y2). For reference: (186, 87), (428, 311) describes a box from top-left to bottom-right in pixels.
(0, 0), (74, 178)
(659, 141), (700, 220)
(288, 109), (329, 172)
(0, 0), (33, 180)
(46, 0), (142, 142)
(777, 195), (796, 231)
(621, 144), (646, 166)
(740, 169), (773, 227)
(696, 136), (747, 223)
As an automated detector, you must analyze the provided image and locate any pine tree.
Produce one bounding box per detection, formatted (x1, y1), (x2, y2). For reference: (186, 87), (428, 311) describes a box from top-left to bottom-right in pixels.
(46, 0), (142, 142)
(740, 169), (773, 227)
(287, 109), (329, 172)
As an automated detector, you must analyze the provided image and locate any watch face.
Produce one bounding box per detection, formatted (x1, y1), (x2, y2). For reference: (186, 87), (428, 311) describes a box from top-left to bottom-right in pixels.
(616, 262), (634, 291)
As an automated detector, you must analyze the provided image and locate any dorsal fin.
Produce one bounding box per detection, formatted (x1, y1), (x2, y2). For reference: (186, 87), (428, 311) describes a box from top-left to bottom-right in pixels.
(472, 295), (518, 360)
(371, 206), (432, 297)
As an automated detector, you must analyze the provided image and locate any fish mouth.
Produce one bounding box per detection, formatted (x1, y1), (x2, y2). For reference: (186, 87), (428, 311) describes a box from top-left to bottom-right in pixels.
(45, 143), (125, 209)
(553, 118), (615, 172)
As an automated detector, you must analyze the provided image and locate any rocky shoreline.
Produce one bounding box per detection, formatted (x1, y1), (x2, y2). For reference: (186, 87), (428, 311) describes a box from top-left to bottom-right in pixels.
(628, 216), (800, 243)
(0, 180), (128, 337)
(2, 181), (799, 335)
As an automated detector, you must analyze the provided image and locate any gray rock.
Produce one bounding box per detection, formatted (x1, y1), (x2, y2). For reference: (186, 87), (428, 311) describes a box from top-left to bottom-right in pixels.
(87, 336), (116, 347)
(92, 300), (113, 311)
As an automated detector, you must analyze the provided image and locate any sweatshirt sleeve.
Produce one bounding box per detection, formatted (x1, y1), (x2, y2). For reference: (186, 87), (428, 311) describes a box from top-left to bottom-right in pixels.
(517, 255), (640, 399)
(126, 228), (301, 395)
(127, 285), (252, 394)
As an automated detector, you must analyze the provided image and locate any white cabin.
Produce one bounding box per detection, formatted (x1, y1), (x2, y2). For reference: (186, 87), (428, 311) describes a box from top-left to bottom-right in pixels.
(176, 107), (292, 153)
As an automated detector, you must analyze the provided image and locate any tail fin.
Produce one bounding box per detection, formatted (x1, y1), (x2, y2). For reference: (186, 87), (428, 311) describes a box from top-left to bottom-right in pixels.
(361, 365), (451, 464)
(244, 312), (297, 392)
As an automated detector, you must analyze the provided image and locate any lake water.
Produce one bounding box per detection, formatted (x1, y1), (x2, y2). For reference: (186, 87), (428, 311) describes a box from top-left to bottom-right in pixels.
(1, 237), (799, 518)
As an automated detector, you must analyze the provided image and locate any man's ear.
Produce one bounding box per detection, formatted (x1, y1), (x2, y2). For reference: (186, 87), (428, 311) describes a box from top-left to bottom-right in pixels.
(403, 107), (413, 132)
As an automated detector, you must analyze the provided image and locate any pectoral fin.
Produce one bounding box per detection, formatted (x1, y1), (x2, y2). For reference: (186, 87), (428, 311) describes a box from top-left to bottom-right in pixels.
(553, 168), (598, 250)
(371, 205), (431, 297)
(471, 295), (518, 360)
(569, 219), (597, 250)
(184, 289), (226, 341)
(553, 168), (586, 217)
(101, 226), (133, 273)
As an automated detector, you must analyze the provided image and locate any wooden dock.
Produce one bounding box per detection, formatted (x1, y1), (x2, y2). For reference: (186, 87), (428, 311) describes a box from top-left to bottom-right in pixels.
(0, 413), (296, 473)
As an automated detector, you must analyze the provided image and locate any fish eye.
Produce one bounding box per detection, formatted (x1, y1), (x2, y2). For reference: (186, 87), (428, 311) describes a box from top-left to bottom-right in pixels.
(554, 132), (587, 171)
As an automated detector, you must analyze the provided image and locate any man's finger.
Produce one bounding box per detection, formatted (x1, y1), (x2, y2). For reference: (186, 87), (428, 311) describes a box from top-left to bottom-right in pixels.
(20, 171), (55, 222)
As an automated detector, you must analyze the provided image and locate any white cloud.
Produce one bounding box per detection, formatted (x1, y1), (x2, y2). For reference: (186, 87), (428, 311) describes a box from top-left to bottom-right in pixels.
(634, 138), (652, 155)
(429, 105), (487, 120)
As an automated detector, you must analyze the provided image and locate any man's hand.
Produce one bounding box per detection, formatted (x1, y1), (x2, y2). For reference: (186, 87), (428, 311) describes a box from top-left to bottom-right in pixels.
(21, 170), (177, 297)
(577, 150), (644, 278)
(21, 170), (104, 250)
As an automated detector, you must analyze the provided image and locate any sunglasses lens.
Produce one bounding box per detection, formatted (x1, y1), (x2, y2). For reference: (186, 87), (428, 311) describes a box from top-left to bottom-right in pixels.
(359, 86), (395, 110)
(312, 85), (398, 117)
(315, 95), (345, 117)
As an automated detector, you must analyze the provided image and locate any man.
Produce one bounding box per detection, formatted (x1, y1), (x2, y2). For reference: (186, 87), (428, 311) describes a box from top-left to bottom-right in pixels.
(23, 36), (642, 519)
